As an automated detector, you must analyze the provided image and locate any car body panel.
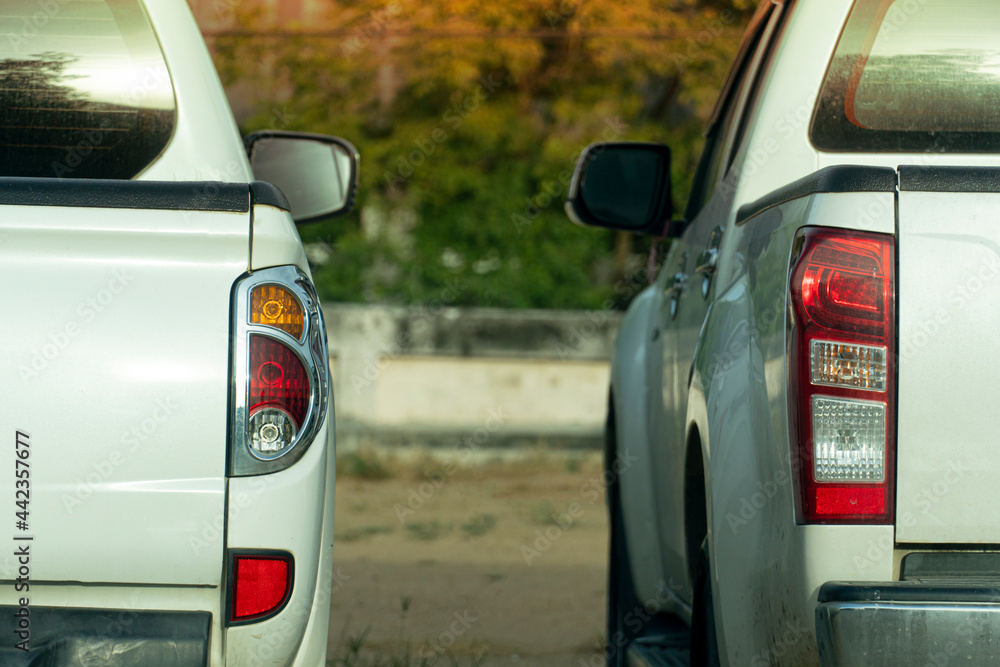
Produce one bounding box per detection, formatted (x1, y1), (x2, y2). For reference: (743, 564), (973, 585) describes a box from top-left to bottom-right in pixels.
(224, 420), (334, 665)
(138, 0), (253, 184)
(895, 189), (1000, 544)
(601, 0), (1000, 662)
(252, 205), (311, 273)
(0, 1), (345, 663)
(0, 202), (246, 587)
(611, 285), (676, 612)
(703, 192), (896, 665)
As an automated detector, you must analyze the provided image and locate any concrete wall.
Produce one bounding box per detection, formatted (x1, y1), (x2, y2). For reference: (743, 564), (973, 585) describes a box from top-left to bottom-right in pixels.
(326, 304), (623, 451)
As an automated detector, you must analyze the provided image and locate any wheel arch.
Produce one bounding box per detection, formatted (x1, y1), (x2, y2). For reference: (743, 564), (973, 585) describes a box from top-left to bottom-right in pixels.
(608, 285), (669, 608)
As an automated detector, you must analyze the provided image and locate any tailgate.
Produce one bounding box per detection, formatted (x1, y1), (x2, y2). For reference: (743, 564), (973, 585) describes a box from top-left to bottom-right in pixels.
(896, 166), (1000, 543)
(0, 181), (249, 585)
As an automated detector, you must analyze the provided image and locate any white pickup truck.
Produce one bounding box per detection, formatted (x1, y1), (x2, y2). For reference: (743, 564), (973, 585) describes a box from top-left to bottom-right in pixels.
(0, 1), (355, 665)
(567, 0), (1000, 665)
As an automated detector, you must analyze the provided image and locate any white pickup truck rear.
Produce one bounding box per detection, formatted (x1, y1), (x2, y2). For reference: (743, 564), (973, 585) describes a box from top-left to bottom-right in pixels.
(0, 1), (356, 665)
(564, 0), (1000, 665)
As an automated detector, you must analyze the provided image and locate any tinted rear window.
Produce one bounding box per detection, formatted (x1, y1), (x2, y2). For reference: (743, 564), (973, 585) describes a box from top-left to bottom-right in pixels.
(812, 0), (1000, 153)
(0, 0), (175, 178)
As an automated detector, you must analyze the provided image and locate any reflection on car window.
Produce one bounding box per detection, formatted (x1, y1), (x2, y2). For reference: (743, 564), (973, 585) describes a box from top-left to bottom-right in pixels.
(812, 0), (1000, 152)
(0, 0), (176, 178)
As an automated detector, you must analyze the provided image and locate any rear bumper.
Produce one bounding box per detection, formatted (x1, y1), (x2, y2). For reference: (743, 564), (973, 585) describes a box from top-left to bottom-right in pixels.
(0, 606), (210, 666)
(816, 581), (1000, 666)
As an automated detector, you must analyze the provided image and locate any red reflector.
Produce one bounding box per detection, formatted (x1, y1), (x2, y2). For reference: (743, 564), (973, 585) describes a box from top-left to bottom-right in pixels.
(814, 486), (886, 517)
(249, 335), (309, 426)
(231, 555), (291, 621)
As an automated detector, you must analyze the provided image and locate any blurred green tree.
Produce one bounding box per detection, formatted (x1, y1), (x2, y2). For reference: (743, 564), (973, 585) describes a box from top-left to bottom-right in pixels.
(203, 0), (756, 309)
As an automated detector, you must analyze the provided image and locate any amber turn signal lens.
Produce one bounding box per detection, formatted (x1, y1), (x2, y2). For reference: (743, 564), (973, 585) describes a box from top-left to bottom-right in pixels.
(251, 285), (304, 339)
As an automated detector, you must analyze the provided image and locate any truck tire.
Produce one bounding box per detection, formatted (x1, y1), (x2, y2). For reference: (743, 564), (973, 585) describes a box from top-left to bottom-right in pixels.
(690, 539), (721, 667)
(606, 402), (640, 667)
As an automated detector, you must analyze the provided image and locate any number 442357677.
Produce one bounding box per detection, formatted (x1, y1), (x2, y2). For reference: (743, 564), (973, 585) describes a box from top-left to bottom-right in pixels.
(15, 431), (29, 530)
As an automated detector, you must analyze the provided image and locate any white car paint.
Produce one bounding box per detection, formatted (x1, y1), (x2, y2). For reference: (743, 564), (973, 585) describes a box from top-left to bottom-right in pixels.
(139, 1), (254, 184)
(0, 1), (344, 665)
(597, 0), (1000, 664)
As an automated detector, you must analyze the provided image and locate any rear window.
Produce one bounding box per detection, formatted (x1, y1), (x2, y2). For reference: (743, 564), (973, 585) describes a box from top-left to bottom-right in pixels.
(0, 0), (175, 179)
(812, 0), (1000, 153)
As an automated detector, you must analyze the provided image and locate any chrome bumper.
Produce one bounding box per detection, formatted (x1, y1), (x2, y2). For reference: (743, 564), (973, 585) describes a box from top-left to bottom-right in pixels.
(816, 582), (1000, 665)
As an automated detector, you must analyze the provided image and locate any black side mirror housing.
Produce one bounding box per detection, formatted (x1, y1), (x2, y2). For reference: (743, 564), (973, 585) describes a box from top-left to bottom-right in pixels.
(244, 131), (359, 225)
(565, 142), (676, 237)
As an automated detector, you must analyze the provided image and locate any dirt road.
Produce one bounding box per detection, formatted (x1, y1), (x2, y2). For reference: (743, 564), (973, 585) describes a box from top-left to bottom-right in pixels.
(327, 452), (609, 666)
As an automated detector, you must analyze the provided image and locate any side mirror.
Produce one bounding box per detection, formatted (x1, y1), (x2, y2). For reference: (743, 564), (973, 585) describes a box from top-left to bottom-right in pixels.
(244, 131), (359, 224)
(565, 142), (674, 236)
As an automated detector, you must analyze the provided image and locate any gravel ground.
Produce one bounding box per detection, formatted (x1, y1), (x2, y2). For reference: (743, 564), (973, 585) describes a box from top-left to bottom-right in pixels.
(326, 452), (609, 666)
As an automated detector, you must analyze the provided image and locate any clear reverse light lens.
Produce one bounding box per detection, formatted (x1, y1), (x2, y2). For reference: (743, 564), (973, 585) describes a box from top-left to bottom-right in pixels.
(812, 396), (885, 482)
(810, 340), (887, 391)
(248, 407), (296, 455)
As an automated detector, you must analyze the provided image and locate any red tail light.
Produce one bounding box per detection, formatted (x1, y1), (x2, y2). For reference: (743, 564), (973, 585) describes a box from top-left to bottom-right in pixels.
(229, 552), (293, 623)
(249, 335), (310, 427)
(231, 266), (330, 474)
(789, 228), (895, 524)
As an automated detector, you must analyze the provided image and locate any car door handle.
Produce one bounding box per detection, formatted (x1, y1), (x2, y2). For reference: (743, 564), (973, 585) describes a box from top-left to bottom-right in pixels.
(696, 226), (725, 277)
(695, 248), (718, 277)
(665, 272), (688, 297)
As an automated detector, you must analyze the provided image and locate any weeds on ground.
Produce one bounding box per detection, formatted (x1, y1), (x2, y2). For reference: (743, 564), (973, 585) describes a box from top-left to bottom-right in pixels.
(329, 598), (488, 667)
(528, 500), (557, 526)
(338, 449), (396, 480)
(459, 514), (497, 538)
(335, 525), (395, 542)
(405, 520), (451, 541)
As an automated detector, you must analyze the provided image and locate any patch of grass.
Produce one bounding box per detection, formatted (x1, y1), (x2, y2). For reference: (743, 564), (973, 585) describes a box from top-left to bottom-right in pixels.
(328, 601), (488, 667)
(460, 514), (497, 538)
(335, 525), (395, 543)
(404, 519), (451, 541)
(328, 643), (487, 667)
(528, 500), (557, 526)
(338, 449), (396, 480)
